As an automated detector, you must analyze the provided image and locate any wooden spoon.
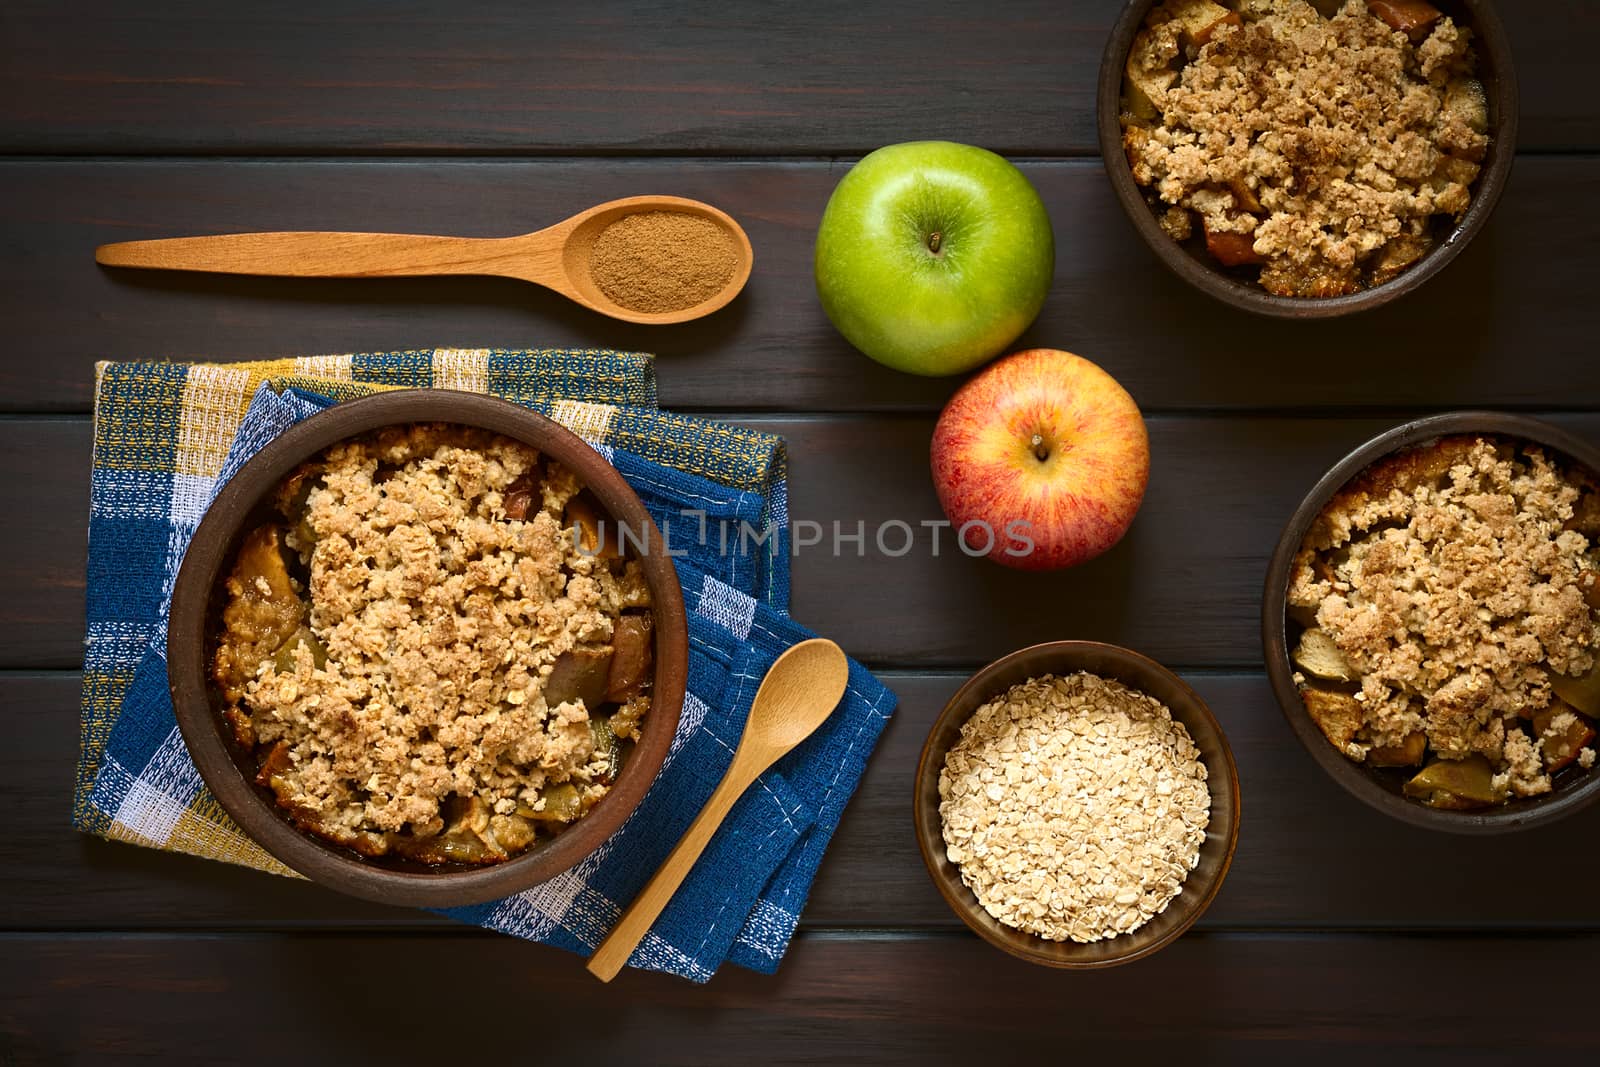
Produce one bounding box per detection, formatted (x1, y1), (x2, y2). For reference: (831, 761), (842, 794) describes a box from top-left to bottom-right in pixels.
(586, 638), (850, 982)
(93, 194), (753, 326)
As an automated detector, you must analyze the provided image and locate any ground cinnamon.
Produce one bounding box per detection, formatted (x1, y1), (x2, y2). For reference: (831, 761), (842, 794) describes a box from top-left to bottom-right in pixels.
(588, 210), (737, 314)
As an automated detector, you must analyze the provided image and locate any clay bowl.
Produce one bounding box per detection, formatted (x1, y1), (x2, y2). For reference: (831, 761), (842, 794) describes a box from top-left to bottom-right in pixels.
(167, 389), (688, 907)
(1097, 0), (1518, 318)
(1263, 412), (1600, 833)
(913, 641), (1240, 969)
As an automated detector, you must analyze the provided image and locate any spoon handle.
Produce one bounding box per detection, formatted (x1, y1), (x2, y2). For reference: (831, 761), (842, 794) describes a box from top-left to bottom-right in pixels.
(586, 755), (763, 983)
(95, 231), (534, 280)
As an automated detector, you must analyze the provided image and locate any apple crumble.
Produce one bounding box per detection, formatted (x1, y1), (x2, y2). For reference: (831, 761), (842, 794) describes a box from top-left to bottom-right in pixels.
(1289, 436), (1600, 808)
(938, 673), (1210, 943)
(1121, 0), (1488, 296)
(211, 423), (655, 864)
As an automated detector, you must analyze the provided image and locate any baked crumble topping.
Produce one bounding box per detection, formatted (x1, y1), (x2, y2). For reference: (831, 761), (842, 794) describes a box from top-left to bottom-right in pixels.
(1289, 436), (1600, 806)
(1121, 0), (1488, 297)
(211, 423), (655, 864)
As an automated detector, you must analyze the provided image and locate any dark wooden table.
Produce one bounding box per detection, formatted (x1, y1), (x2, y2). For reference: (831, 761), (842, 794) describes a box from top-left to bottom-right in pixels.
(5, 1), (1599, 1062)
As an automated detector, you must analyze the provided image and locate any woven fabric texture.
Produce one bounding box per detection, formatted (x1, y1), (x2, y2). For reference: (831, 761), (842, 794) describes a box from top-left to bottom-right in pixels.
(77, 348), (896, 981)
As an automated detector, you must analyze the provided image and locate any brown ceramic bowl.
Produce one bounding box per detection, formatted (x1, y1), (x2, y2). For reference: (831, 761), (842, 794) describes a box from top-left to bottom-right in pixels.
(1263, 412), (1600, 833)
(167, 389), (688, 908)
(913, 641), (1240, 969)
(1097, 0), (1519, 318)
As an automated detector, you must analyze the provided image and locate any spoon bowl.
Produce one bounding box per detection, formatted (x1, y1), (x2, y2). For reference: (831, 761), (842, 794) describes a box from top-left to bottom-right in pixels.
(557, 195), (754, 325)
(735, 637), (851, 755)
(585, 638), (849, 981)
(94, 194), (754, 326)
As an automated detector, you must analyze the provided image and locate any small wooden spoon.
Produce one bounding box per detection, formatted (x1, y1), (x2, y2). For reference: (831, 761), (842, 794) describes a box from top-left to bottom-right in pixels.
(586, 638), (850, 982)
(93, 194), (753, 326)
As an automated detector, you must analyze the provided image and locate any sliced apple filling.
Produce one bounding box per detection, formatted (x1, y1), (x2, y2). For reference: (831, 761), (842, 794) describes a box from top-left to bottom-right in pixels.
(1119, 0), (1487, 297)
(210, 424), (655, 864)
(1289, 436), (1600, 809)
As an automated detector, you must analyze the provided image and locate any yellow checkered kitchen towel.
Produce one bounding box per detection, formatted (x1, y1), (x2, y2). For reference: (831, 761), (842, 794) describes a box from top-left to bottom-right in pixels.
(76, 346), (902, 981)
(76, 346), (788, 845)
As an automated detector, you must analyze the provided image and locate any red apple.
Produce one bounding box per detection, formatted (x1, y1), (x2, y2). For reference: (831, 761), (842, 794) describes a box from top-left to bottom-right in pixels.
(930, 349), (1149, 570)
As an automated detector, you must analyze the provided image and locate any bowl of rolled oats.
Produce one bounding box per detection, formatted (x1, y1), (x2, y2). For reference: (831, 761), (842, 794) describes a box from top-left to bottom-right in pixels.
(1265, 412), (1600, 832)
(167, 389), (688, 907)
(913, 641), (1240, 968)
(1097, 0), (1517, 317)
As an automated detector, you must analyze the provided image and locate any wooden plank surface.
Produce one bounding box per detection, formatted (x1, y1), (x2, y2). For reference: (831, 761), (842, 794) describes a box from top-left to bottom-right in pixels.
(5, 157), (1600, 415)
(5, 931), (1597, 1063)
(24, 412), (1600, 671)
(0, 0), (1592, 156)
(9, 1), (1600, 1054)
(15, 668), (1600, 933)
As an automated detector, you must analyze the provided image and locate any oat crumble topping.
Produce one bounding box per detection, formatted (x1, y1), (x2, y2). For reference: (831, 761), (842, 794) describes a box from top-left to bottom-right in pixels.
(1290, 436), (1600, 803)
(211, 424), (655, 864)
(938, 673), (1210, 943)
(1121, 0), (1487, 296)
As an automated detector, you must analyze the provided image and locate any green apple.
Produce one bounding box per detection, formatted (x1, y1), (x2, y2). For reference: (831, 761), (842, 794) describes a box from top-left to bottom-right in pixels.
(814, 141), (1054, 377)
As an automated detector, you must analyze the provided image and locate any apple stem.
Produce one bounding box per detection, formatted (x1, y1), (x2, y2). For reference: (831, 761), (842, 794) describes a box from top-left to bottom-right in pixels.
(1031, 433), (1050, 462)
(927, 231), (942, 255)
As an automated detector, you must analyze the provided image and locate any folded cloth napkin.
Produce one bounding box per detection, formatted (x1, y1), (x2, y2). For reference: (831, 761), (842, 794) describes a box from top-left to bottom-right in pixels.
(75, 347), (897, 982)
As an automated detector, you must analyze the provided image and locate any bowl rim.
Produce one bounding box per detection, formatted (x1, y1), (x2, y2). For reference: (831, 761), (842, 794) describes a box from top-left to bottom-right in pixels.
(1261, 412), (1600, 833)
(1095, 0), (1520, 319)
(912, 640), (1241, 969)
(166, 388), (688, 907)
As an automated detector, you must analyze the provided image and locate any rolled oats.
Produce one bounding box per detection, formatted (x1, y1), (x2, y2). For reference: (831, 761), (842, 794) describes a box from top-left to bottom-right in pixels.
(938, 672), (1211, 943)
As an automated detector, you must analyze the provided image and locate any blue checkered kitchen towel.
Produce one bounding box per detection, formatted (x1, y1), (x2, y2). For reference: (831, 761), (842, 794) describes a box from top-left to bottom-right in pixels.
(76, 349), (898, 982)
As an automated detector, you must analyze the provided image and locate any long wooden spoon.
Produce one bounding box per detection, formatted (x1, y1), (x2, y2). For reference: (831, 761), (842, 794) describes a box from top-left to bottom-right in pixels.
(93, 194), (753, 326)
(586, 638), (850, 982)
